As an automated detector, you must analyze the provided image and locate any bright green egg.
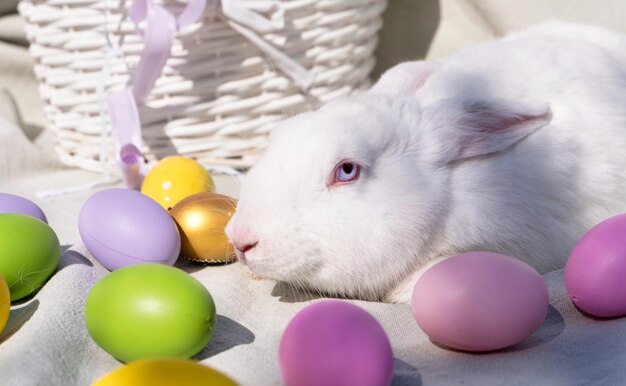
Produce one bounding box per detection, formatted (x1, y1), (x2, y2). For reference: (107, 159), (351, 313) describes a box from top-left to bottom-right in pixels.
(84, 264), (216, 363)
(0, 213), (61, 301)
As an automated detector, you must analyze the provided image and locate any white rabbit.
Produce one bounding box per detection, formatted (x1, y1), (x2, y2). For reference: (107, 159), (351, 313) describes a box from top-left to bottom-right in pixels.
(225, 21), (626, 303)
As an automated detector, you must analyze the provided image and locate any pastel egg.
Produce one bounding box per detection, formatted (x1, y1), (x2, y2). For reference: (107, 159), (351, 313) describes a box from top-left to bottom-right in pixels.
(565, 213), (626, 317)
(170, 192), (237, 263)
(412, 252), (549, 352)
(79, 189), (180, 271)
(85, 264), (216, 362)
(0, 193), (47, 223)
(0, 274), (9, 334)
(279, 300), (394, 386)
(92, 359), (237, 386)
(141, 156), (215, 210)
(0, 214), (61, 301)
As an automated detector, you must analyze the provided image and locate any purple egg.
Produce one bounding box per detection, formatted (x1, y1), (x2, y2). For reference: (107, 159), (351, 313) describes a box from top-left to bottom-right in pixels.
(0, 193), (47, 223)
(412, 252), (549, 352)
(565, 213), (626, 317)
(79, 189), (181, 271)
(279, 300), (394, 386)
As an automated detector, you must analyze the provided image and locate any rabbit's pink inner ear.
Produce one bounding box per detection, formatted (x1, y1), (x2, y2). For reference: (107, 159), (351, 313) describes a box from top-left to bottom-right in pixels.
(370, 61), (441, 96)
(454, 100), (552, 160)
(421, 98), (552, 165)
(462, 102), (551, 132)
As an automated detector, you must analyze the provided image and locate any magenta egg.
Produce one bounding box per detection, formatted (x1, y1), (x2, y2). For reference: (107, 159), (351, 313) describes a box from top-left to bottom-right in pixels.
(565, 213), (626, 317)
(279, 300), (393, 386)
(412, 252), (549, 352)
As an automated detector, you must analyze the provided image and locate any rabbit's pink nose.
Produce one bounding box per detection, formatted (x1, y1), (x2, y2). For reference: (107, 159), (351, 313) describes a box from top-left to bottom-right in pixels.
(237, 241), (258, 253)
(229, 227), (259, 263)
(234, 241), (258, 264)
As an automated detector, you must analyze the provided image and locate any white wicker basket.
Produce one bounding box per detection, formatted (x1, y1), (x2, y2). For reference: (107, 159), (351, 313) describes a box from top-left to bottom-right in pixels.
(18, 0), (387, 173)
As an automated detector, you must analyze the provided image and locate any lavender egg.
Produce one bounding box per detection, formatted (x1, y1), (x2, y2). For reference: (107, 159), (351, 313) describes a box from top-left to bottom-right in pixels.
(565, 213), (626, 317)
(79, 189), (181, 271)
(0, 193), (47, 223)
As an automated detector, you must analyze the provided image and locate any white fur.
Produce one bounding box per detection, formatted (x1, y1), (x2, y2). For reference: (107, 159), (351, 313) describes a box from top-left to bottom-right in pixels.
(226, 21), (626, 303)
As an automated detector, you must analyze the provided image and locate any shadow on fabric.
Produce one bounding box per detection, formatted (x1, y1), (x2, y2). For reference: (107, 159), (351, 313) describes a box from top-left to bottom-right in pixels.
(58, 246), (94, 271)
(175, 258), (236, 274)
(271, 281), (323, 303)
(0, 299), (39, 344)
(194, 315), (255, 360)
(504, 305), (566, 352)
(392, 357), (423, 386)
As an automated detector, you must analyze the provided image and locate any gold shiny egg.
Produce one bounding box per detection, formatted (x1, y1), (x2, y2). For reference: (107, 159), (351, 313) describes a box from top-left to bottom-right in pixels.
(170, 192), (238, 264)
(141, 156), (215, 210)
(92, 358), (238, 386)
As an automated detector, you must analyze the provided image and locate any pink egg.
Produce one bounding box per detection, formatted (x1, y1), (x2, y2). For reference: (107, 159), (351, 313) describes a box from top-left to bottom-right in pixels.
(412, 252), (549, 352)
(564, 213), (626, 317)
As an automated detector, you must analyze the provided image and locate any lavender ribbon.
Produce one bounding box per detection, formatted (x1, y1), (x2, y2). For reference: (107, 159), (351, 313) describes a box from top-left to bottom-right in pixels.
(107, 0), (203, 189)
(107, 0), (314, 189)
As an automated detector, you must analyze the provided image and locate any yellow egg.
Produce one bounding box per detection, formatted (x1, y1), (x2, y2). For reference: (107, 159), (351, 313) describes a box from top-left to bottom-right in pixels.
(170, 192), (238, 264)
(92, 358), (237, 386)
(141, 156), (215, 210)
(0, 274), (9, 334)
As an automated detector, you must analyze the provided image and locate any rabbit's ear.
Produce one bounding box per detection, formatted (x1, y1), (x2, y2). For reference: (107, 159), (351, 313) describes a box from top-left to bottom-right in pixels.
(421, 98), (552, 164)
(370, 61), (440, 96)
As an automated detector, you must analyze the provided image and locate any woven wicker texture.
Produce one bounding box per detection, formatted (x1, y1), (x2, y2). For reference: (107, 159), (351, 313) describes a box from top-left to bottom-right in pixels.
(19, 0), (386, 172)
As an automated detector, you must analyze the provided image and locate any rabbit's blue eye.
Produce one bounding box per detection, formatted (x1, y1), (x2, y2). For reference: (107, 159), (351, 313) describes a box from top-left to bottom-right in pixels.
(331, 161), (360, 185)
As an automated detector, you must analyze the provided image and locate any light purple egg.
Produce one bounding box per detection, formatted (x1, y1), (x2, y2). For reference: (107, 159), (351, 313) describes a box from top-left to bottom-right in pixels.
(79, 189), (181, 271)
(412, 252), (549, 352)
(0, 193), (47, 223)
(565, 213), (626, 317)
(279, 300), (394, 386)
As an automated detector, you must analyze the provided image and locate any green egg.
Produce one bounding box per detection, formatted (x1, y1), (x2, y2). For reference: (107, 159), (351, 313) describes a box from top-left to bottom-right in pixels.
(0, 213), (61, 301)
(85, 264), (216, 363)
